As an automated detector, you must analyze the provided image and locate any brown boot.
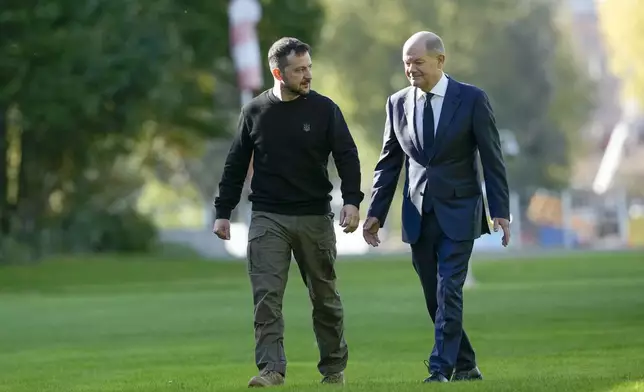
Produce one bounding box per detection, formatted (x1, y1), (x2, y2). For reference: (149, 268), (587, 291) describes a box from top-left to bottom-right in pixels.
(321, 372), (345, 385)
(248, 369), (285, 387)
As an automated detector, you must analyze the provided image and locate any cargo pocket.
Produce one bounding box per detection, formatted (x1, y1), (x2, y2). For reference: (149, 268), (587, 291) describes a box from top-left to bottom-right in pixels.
(246, 226), (267, 273)
(316, 237), (337, 280)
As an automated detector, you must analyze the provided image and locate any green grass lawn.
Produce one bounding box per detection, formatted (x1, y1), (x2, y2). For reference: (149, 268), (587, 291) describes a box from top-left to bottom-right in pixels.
(1, 252), (644, 392)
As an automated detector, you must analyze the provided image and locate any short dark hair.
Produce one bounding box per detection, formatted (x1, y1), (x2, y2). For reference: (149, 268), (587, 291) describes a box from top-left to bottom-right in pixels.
(267, 37), (311, 71)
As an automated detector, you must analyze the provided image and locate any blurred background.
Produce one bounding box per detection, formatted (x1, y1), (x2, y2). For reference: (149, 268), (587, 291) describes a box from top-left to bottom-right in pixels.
(1, 0), (644, 263)
(2, 2), (644, 391)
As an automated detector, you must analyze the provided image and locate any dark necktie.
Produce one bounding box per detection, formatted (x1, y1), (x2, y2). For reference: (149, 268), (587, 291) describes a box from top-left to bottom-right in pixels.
(423, 93), (435, 151)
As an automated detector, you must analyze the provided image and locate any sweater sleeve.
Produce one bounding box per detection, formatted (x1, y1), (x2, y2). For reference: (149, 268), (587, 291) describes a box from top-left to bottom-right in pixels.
(329, 104), (364, 208)
(213, 110), (253, 219)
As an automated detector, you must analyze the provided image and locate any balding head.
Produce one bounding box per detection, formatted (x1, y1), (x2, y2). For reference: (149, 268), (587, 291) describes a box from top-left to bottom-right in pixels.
(403, 31), (445, 56)
(402, 31), (446, 91)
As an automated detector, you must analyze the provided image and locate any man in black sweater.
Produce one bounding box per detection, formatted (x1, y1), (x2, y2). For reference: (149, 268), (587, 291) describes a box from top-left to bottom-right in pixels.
(213, 37), (363, 387)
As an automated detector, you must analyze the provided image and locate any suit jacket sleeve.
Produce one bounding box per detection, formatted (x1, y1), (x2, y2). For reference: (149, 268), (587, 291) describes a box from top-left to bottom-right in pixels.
(472, 90), (510, 220)
(367, 96), (405, 227)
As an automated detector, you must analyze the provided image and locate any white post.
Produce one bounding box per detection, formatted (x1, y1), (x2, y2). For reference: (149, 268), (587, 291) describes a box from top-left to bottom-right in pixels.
(228, 0), (263, 228)
(616, 187), (630, 247)
(561, 189), (574, 249)
(510, 192), (522, 249)
(464, 263), (476, 289)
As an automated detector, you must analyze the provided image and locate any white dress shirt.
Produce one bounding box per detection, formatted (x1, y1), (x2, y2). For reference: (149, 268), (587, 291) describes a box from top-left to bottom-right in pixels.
(415, 72), (449, 145)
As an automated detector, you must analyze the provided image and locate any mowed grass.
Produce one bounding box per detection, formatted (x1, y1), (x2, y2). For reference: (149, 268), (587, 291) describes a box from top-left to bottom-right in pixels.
(1, 251), (644, 392)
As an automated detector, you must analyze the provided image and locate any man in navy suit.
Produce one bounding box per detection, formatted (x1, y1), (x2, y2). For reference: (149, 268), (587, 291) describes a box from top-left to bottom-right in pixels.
(363, 31), (511, 383)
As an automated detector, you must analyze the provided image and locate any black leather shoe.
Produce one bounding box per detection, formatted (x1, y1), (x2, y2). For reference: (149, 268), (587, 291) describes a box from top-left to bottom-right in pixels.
(451, 366), (483, 381)
(422, 361), (449, 383)
(423, 372), (449, 383)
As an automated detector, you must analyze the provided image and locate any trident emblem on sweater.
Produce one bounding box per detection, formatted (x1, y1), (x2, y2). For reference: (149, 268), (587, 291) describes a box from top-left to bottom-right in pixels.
(303, 123), (311, 132)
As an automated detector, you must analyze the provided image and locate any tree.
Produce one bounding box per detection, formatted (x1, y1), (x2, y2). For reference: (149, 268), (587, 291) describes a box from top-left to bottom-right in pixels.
(314, 0), (593, 229)
(146, 0), (326, 222)
(597, 0), (644, 104)
(474, 1), (595, 190)
(0, 0), (325, 259)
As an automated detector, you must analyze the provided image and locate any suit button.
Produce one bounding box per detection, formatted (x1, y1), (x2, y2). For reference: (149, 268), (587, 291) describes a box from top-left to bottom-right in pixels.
(420, 192), (424, 196)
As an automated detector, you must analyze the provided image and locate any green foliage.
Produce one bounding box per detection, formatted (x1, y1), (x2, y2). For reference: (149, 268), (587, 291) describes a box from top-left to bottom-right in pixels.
(153, 0), (326, 206)
(0, 237), (33, 265)
(315, 0), (594, 198)
(598, 0), (644, 104)
(473, 1), (595, 190)
(51, 207), (158, 254)
(257, 0), (325, 97)
(0, 0), (326, 257)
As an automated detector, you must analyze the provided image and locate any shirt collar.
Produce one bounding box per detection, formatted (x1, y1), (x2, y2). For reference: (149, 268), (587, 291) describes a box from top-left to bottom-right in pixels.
(417, 72), (448, 100)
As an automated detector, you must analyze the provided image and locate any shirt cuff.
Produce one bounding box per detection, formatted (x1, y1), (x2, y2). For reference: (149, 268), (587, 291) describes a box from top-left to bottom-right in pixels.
(342, 195), (363, 209)
(215, 208), (232, 220)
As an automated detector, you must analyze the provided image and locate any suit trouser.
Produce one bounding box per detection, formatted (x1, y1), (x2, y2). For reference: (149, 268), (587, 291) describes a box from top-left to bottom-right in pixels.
(411, 211), (477, 377)
(246, 211), (348, 377)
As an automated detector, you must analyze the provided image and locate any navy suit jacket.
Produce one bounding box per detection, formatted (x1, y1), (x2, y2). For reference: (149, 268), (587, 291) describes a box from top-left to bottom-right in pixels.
(367, 76), (510, 244)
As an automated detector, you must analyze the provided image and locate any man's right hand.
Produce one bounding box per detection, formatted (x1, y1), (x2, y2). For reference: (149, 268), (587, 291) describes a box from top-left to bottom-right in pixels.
(362, 217), (381, 247)
(213, 219), (231, 240)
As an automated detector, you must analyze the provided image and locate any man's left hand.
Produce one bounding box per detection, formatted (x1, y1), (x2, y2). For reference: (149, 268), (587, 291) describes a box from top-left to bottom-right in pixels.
(493, 217), (511, 247)
(339, 204), (360, 233)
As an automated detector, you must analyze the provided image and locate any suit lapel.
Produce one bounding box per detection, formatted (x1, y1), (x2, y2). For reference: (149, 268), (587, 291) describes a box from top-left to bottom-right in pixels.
(426, 78), (461, 164)
(402, 87), (422, 154)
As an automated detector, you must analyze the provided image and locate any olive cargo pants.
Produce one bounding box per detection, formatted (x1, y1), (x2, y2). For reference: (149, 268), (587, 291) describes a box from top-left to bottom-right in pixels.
(246, 211), (347, 377)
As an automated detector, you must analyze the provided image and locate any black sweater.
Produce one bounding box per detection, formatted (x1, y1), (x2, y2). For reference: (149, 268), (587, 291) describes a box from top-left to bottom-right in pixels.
(214, 89), (363, 220)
